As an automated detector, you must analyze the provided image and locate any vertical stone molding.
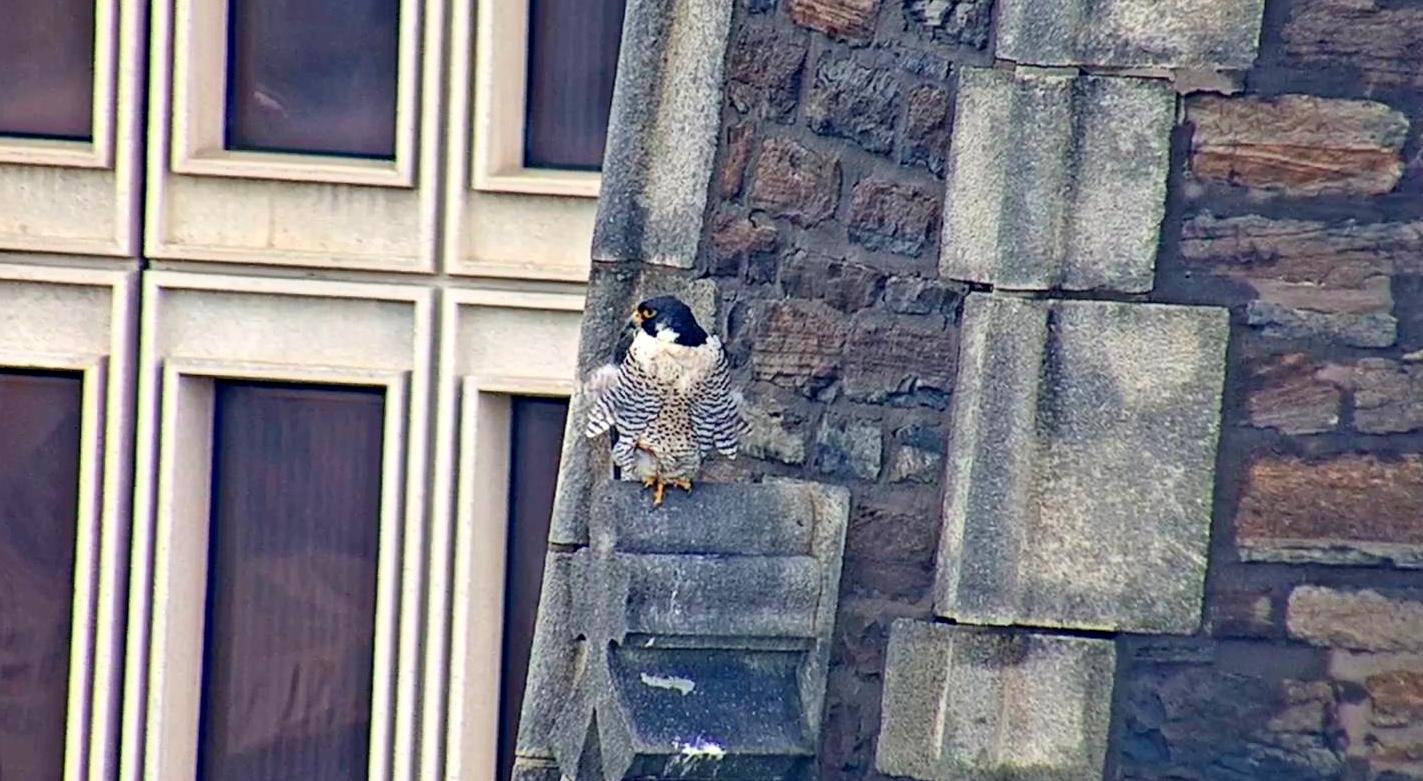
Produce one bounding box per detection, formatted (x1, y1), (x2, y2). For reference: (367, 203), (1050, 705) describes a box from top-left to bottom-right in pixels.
(936, 294), (1229, 633)
(876, 620), (1116, 781)
(941, 68), (1174, 293)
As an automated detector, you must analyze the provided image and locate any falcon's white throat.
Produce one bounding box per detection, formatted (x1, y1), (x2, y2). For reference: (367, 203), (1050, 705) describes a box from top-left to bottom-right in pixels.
(630, 328), (721, 393)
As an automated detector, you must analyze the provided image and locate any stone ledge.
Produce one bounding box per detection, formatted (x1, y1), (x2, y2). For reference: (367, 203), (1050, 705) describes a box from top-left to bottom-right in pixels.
(997, 0), (1266, 69)
(941, 68), (1173, 292)
(876, 620), (1116, 781)
(935, 294), (1228, 634)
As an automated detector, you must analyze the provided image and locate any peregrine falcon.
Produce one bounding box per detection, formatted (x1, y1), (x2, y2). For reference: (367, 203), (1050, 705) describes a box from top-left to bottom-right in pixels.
(583, 295), (746, 507)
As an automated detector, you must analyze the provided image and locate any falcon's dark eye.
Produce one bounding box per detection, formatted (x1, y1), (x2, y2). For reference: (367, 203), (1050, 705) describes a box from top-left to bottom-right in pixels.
(641, 308), (657, 318)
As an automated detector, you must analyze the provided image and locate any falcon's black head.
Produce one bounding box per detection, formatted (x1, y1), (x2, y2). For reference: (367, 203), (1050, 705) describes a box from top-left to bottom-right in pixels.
(630, 295), (708, 347)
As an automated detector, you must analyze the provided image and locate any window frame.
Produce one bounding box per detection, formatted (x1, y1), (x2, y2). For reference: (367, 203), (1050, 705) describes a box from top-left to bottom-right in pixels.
(121, 272), (434, 781)
(428, 288), (582, 781)
(0, 0), (118, 170)
(0, 263), (136, 781)
(468, 0), (606, 198)
(167, 0), (421, 187)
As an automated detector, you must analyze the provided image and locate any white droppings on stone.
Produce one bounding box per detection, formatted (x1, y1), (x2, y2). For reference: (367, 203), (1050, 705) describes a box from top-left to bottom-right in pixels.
(674, 738), (726, 758)
(640, 672), (696, 695)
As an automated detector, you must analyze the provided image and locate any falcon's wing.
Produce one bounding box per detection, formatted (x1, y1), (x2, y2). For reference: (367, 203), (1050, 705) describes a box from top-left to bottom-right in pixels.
(690, 339), (746, 457)
(584, 353), (664, 460)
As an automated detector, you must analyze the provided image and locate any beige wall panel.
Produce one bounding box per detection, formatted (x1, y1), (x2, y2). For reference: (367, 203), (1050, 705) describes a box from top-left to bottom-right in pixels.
(157, 288), (414, 371)
(0, 279), (113, 356)
(0, 167), (119, 253)
(156, 176), (425, 271)
(455, 303), (583, 378)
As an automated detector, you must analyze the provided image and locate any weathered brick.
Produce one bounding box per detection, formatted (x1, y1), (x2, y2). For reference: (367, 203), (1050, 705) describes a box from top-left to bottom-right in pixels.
(750, 299), (848, 397)
(842, 315), (955, 408)
(1366, 670), (1423, 727)
(1180, 213), (1423, 347)
(719, 122), (755, 199)
(904, 0), (993, 48)
(708, 210), (778, 277)
(1237, 455), (1423, 568)
(1343, 358), (1423, 435)
(847, 178), (938, 256)
(1188, 95), (1409, 196)
(804, 52), (900, 154)
(1208, 585), (1279, 638)
(1288, 586), (1423, 651)
(1284, 0), (1423, 90)
(780, 251), (885, 313)
(1245, 353), (1342, 434)
(787, 0), (881, 40)
(740, 396), (808, 465)
(882, 276), (961, 315)
(726, 21), (808, 120)
(816, 416), (883, 480)
(887, 445), (941, 483)
(748, 137), (841, 226)
(901, 84), (951, 175)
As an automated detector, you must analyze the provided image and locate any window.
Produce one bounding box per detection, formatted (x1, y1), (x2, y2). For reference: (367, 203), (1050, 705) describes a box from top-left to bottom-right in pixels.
(0, 370), (83, 781)
(497, 397), (568, 781)
(0, 0), (95, 141)
(225, 0), (400, 159)
(523, 0), (626, 170)
(198, 381), (385, 781)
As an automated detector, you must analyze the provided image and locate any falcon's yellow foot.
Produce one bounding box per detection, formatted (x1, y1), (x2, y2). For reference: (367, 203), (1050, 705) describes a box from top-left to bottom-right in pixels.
(652, 478), (666, 508)
(671, 478), (693, 493)
(642, 476), (657, 488)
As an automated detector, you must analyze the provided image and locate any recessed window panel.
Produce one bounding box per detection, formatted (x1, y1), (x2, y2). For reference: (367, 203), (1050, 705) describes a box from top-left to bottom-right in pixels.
(524, 0), (627, 170)
(0, 371), (83, 781)
(198, 382), (385, 781)
(0, 0), (95, 140)
(225, 0), (400, 159)
(498, 397), (568, 781)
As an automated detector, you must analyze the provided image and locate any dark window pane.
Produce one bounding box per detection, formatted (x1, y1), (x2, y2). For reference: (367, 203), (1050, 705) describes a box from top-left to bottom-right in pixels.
(199, 382), (385, 781)
(498, 397), (568, 781)
(0, 371), (83, 781)
(0, 0), (95, 140)
(524, 0), (626, 170)
(226, 0), (399, 159)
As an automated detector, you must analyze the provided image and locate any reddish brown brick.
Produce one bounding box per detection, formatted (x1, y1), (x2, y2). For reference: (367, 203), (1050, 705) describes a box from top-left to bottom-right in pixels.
(1288, 586), (1423, 651)
(1238, 455), (1423, 567)
(750, 300), (848, 397)
(787, 0), (881, 40)
(1188, 95), (1409, 196)
(719, 122), (755, 199)
(1245, 353), (1342, 434)
(708, 210), (778, 277)
(1284, 0), (1423, 90)
(748, 137), (841, 226)
(847, 178), (939, 256)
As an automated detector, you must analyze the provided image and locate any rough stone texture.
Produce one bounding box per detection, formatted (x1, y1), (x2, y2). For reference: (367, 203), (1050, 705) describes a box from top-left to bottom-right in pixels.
(936, 295), (1229, 633)
(1188, 95), (1409, 196)
(1180, 212), (1423, 348)
(1344, 358), (1423, 435)
(887, 445), (941, 484)
(903, 0), (993, 49)
(842, 315), (956, 408)
(881, 276), (961, 315)
(816, 416), (883, 480)
(1329, 652), (1423, 776)
(1120, 665), (1347, 781)
(942, 68), (1174, 293)
(804, 51), (901, 155)
(748, 137), (842, 226)
(901, 84), (951, 175)
(787, 0), (881, 40)
(780, 251), (885, 313)
(877, 621), (1116, 781)
(592, 0), (736, 268)
(1283, 0), (1423, 90)
(997, 0), (1266, 69)
(709, 210), (779, 277)
(750, 299), (849, 397)
(1288, 586), (1423, 652)
(846, 178), (939, 256)
(740, 396), (808, 465)
(726, 20), (809, 120)
(1237, 455), (1423, 568)
(719, 123), (755, 198)
(516, 481), (849, 781)
(1245, 353), (1342, 434)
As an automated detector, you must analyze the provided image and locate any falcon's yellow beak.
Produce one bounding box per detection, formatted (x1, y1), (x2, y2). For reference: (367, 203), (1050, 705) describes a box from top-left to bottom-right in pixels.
(631, 308), (644, 327)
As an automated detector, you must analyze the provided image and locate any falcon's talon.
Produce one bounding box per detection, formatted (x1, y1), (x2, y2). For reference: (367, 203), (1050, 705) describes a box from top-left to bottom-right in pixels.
(641, 476), (657, 488)
(672, 478), (693, 492)
(652, 478), (666, 507)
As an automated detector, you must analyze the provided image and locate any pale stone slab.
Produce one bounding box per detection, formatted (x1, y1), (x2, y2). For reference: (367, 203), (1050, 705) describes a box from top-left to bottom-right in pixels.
(998, 0), (1266, 70)
(942, 68), (1174, 292)
(936, 295), (1228, 633)
(877, 620), (1116, 781)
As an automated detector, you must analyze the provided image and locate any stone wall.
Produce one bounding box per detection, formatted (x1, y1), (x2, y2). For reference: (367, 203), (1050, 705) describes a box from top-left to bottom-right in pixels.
(692, 0), (1423, 779)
